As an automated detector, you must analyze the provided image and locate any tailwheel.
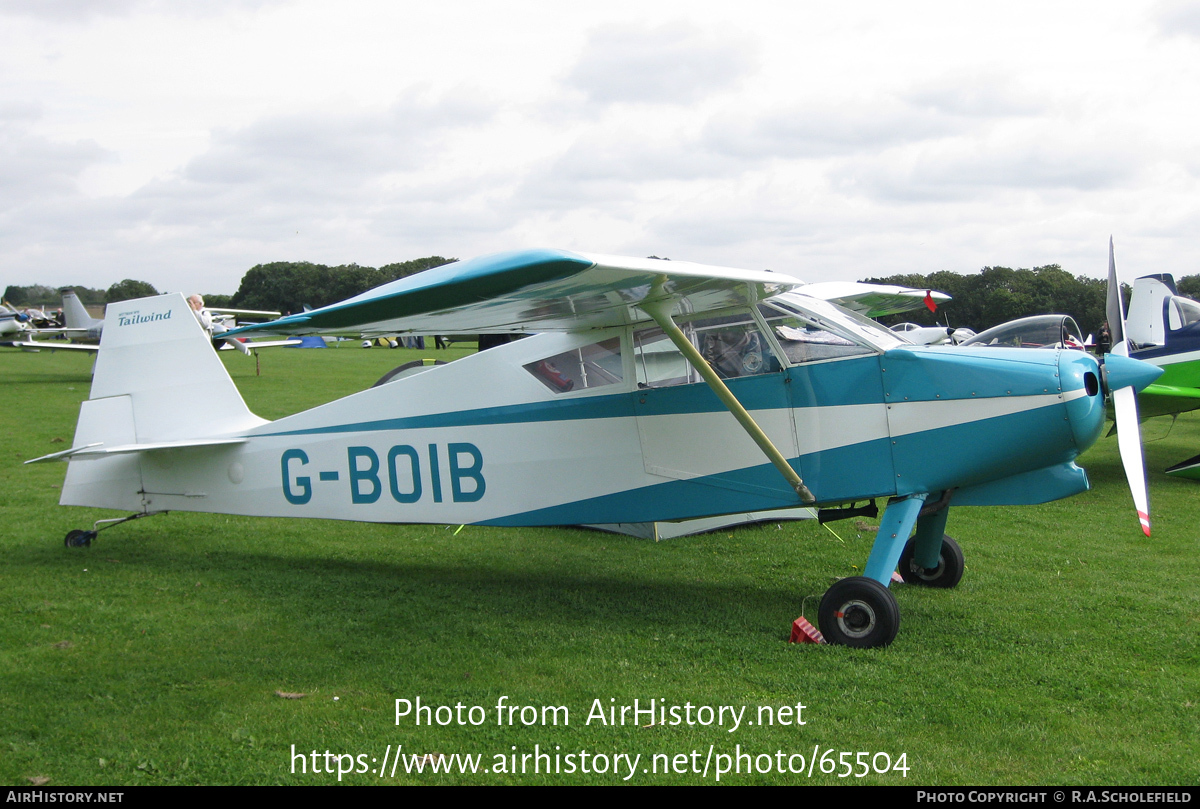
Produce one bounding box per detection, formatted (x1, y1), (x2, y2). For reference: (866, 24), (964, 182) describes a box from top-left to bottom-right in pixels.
(898, 535), (964, 589)
(64, 530), (96, 548)
(818, 576), (900, 648)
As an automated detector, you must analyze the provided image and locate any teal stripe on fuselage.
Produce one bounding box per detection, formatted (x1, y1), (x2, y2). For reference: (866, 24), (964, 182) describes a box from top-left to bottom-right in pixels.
(260, 391), (639, 437)
(261, 357), (885, 437)
(892, 401), (1077, 495)
(478, 399), (1079, 526)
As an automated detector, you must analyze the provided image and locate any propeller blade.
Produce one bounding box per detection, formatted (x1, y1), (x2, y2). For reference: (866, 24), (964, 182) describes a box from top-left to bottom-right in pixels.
(1113, 379), (1151, 536)
(1107, 341), (1160, 537)
(1103, 241), (1154, 535)
(1106, 237), (1125, 346)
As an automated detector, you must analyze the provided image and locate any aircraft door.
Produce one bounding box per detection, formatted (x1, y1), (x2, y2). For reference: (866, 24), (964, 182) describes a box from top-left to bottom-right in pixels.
(632, 315), (800, 497)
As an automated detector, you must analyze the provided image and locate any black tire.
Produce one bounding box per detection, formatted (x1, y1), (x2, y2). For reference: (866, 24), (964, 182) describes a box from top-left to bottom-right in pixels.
(818, 576), (900, 648)
(64, 529), (93, 548)
(898, 535), (964, 589)
(372, 359), (447, 388)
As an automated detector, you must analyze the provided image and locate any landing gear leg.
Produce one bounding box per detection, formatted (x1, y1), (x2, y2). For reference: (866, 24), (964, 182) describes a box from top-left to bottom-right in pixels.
(818, 493), (926, 648)
(62, 511), (163, 549)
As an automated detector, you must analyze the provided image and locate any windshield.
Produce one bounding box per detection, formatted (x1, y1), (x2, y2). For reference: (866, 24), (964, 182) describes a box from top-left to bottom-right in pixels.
(764, 292), (905, 352)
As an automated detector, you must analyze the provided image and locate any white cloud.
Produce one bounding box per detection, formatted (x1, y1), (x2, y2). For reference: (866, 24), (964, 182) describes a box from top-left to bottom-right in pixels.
(4, 1), (1200, 293)
(703, 101), (965, 161)
(566, 21), (757, 106)
(0, 111), (114, 209)
(0, 0), (284, 22)
(1155, 0), (1200, 38)
(834, 133), (1135, 203)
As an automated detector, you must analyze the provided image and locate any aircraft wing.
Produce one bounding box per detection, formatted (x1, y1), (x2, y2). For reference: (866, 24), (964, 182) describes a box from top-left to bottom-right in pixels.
(207, 307), (282, 318)
(797, 282), (950, 318)
(1136, 383), (1200, 419)
(4, 339), (99, 352)
(223, 249), (801, 338)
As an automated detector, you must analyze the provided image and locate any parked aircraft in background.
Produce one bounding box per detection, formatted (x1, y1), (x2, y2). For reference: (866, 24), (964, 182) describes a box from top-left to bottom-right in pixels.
(1, 303), (33, 339)
(889, 322), (977, 345)
(1107, 269), (1200, 478)
(958, 314), (1089, 350)
(5, 289), (295, 354)
(32, 249), (1161, 647)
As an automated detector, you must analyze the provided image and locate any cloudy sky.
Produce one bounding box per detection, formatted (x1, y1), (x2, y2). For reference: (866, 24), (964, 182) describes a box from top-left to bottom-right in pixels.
(3, 0), (1200, 295)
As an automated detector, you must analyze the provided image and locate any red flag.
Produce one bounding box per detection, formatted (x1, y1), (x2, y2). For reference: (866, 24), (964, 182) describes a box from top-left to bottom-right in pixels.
(924, 291), (937, 313)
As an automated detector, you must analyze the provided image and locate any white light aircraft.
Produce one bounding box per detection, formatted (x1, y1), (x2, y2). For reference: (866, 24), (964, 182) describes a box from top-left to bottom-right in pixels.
(31, 249), (1163, 647)
(7, 289), (295, 354)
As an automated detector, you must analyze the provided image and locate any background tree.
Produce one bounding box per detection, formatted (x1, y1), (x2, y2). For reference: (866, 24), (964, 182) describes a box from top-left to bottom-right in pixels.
(1177, 275), (1200, 300)
(105, 279), (160, 303)
(3, 284), (105, 306)
(201, 293), (234, 308)
(379, 256), (456, 282)
(863, 265), (1110, 336)
(230, 256), (455, 313)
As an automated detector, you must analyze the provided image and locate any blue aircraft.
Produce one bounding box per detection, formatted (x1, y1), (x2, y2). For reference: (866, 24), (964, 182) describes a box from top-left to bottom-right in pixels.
(31, 249), (1162, 647)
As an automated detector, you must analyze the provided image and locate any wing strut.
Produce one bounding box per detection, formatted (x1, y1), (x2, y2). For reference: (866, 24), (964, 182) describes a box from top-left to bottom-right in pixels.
(639, 291), (815, 504)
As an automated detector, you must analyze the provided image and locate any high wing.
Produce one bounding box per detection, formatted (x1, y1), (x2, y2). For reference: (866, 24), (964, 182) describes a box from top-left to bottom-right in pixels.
(207, 307), (281, 319)
(797, 281), (950, 318)
(224, 249), (801, 339)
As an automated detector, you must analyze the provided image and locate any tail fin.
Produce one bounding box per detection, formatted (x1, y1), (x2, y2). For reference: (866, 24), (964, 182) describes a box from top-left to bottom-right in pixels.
(61, 294), (267, 510)
(90, 293), (267, 441)
(60, 288), (99, 330)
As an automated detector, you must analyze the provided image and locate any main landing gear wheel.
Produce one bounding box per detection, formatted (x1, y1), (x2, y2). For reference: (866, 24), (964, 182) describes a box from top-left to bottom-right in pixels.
(898, 535), (964, 589)
(818, 576), (900, 648)
(64, 530), (96, 548)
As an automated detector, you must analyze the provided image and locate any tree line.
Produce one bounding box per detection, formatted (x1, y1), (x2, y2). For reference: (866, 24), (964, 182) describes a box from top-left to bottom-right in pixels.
(865, 264), (1200, 337)
(227, 256), (455, 313)
(4, 279), (162, 307)
(2, 256), (454, 312)
(8, 257), (1200, 335)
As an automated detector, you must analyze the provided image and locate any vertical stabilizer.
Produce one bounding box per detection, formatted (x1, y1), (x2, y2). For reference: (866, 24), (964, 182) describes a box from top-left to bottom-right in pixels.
(1126, 276), (1173, 347)
(90, 293), (267, 441)
(61, 293), (268, 510)
(60, 288), (101, 330)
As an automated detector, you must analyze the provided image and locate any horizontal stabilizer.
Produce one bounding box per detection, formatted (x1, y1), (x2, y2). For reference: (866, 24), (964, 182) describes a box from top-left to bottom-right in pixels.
(27, 437), (247, 464)
(6, 339), (98, 352)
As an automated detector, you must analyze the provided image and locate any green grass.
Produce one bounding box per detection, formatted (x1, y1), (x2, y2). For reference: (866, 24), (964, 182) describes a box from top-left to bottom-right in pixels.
(1, 346), (1197, 785)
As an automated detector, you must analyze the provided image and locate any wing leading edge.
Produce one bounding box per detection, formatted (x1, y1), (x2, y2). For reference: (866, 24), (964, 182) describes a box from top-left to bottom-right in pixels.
(224, 249), (801, 338)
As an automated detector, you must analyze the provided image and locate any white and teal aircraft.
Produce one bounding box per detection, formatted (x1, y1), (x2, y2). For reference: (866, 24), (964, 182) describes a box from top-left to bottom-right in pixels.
(30, 249), (1163, 647)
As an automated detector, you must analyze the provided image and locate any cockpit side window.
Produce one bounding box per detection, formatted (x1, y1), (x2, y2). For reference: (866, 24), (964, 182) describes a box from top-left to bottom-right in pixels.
(524, 337), (623, 394)
(633, 311), (780, 388)
(1170, 297), (1200, 330)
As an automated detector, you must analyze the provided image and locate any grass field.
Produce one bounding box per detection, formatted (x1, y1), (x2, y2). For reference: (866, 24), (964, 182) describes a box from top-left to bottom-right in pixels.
(1, 345), (1197, 785)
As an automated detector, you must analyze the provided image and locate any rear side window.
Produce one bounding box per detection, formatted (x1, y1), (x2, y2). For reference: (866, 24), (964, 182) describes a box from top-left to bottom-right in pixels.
(524, 337), (623, 394)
